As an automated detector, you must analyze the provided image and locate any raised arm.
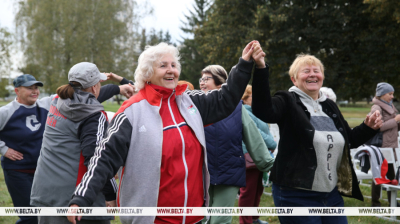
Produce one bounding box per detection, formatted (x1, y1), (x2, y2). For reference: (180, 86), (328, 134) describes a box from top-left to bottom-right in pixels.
(187, 41), (259, 125)
(251, 46), (288, 124)
(98, 84), (134, 103)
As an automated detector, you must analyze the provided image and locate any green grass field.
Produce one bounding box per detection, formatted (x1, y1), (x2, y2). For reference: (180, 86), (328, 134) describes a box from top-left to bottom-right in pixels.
(0, 101), (394, 223)
(0, 166), (396, 224)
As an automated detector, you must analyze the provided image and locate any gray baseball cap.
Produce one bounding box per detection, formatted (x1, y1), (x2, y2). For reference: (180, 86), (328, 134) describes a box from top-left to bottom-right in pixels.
(68, 62), (107, 89)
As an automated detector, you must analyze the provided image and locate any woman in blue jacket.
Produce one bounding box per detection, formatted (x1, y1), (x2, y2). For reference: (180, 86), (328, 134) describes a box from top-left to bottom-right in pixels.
(199, 62), (273, 224)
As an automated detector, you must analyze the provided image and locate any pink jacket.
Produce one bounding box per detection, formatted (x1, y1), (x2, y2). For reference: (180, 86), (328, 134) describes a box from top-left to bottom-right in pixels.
(371, 97), (399, 148)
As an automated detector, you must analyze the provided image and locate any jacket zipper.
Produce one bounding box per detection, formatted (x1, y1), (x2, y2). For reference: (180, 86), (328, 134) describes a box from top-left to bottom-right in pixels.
(167, 90), (188, 224)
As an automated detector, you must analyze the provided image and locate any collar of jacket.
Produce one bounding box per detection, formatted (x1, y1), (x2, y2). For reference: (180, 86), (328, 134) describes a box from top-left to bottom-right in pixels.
(372, 97), (396, 114)
(293, 92), (311, 119)
(141, 83), (187, 107)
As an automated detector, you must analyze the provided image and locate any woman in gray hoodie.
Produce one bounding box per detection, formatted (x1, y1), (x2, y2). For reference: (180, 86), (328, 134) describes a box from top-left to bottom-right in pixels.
(31, 62), (134, 224)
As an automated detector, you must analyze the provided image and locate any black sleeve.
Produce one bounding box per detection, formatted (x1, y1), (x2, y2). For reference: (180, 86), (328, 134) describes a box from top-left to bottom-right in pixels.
(186, 58), (253, 125)
(251, 64), (289, 123)
(120, 77), (133, 85)
(77, 112), (117, 201)
(98, 84), (120, 103)
(70, 112), (132, 207)
(101, 178), (118, 201)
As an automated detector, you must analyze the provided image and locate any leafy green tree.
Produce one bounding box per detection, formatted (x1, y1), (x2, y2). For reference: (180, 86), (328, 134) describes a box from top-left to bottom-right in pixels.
(362, 0), (400, 99)
(247, 0), (400, 101)
(195, 0), (265, 71)
(250, 0), (377, 100)
(193, 0), (400, 101)
(16, 0), (140, 94)
(179, 0), (210, 89)
(0, 27), (13, 99)
(139, 28), (174, 51)
(140, 29), (147, 52)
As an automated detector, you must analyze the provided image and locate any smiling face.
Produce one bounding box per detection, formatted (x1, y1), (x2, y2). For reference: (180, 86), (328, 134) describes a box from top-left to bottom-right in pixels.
(149, 54), (180, 89)
(291, 64), (324, 100)
(200, 73), (220, 93)
(15, 85), (40, 105)
(381, 91), (394, 103)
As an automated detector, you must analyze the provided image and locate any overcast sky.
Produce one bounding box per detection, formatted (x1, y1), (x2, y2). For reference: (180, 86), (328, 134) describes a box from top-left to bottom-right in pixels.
(0, 0), (195, 76)
(0, 0), (194, 43)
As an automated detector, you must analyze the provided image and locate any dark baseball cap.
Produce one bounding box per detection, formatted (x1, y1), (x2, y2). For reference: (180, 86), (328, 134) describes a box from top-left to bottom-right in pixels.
(13, 74), (44, 87)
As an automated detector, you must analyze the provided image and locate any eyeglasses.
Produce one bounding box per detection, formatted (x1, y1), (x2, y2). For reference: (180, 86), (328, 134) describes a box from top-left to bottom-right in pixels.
(199, 77), (214, 83)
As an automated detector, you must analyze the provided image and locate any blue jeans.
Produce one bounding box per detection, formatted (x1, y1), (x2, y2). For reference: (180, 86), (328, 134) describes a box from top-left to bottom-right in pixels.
(3, 169), (37, 224)
(272, 184), (347, 224)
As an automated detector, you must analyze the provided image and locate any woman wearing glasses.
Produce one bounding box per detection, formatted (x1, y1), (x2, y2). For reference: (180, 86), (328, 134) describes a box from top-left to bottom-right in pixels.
(199, 64), (274, 224)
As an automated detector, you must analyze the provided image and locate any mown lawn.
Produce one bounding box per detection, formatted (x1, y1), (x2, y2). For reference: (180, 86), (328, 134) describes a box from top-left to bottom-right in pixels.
(340, 106), (372, 128)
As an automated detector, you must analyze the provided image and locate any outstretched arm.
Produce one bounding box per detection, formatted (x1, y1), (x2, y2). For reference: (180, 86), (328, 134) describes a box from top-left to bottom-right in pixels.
(187, 41), (260, 125)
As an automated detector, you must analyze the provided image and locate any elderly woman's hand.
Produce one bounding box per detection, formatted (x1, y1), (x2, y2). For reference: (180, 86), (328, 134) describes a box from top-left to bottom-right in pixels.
(67, 204), (81, 224)
(364, 110), (383, 130)
(251, 42), (266, 68)
(242, 41), (257, 61)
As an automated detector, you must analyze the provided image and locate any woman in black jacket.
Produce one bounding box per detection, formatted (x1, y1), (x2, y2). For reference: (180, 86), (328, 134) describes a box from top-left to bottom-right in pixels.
(251, 46), (382, 224)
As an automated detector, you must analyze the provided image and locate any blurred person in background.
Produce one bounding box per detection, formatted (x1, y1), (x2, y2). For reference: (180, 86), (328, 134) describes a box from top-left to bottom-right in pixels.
(178, 80), (194, 90)
(199, 63), (273, 224)
(320, 87), (337, 103)
(369, 82), (400, 207)
(239, 85), (277, 224)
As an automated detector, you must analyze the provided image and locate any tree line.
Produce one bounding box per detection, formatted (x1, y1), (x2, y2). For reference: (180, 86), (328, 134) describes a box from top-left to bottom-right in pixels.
(0, 0), (399, 102)
(179, 0), (400, 101)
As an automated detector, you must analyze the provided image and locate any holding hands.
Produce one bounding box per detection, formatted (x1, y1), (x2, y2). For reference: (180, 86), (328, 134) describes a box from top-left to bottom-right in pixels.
(251, 42), (266, 68)
(365, 110), (383, 130)
(241, 41), (266, 68)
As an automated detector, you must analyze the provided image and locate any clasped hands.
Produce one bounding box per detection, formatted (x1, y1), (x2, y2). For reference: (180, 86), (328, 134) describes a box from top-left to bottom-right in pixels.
(242, 40), (266, 69)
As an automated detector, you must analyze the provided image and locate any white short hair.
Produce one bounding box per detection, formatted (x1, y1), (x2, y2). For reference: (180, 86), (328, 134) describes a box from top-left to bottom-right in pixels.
(320, 87), (337, 102)
(134, 42), (181, 90)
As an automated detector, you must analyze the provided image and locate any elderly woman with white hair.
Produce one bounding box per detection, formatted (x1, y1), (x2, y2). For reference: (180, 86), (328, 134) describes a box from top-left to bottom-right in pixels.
(67, 41), (265, 224)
